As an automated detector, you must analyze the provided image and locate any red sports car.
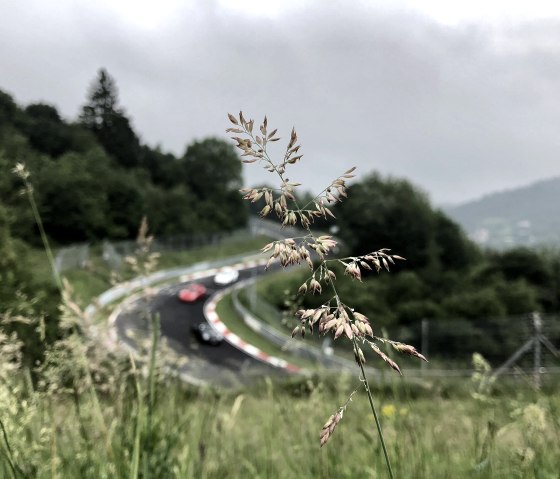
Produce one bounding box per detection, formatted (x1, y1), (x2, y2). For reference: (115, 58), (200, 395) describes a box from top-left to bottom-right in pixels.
(178, 283), (207, 303)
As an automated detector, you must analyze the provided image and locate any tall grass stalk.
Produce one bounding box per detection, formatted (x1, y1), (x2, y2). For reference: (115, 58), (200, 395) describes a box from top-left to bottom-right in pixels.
(129, 355), (142, 479)
(148, 313), (160, 428)
(0, 418), (26, 479)
(13, 160), (176, 476)
(354, 338), (395, 479)
(11, 161), (154, 472)
(14, 162), (113, 439)
(13, 163), (63, 294)
(227, 112), (428, 477)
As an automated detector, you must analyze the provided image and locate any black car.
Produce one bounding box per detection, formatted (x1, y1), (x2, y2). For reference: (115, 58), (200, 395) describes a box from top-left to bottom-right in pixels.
(191, 322), (224, 346)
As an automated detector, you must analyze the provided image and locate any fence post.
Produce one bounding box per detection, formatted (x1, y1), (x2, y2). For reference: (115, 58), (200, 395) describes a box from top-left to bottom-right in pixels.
(532, 312), (542, 390)
(421, 318), (429, 375)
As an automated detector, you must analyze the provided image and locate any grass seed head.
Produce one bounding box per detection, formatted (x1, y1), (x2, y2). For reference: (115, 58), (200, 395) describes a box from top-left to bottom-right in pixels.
(320, 410), (343, 447)
(391, 341), (428, 362)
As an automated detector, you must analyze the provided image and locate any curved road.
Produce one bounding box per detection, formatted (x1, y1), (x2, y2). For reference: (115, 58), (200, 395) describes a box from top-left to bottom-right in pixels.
(113, 263), (287, 387)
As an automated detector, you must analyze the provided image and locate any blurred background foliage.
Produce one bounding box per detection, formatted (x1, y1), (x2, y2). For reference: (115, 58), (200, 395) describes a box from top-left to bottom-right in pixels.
(1, 68), (559, 366)
(255, 172), (560, 362)
(0, 69), (247, 365)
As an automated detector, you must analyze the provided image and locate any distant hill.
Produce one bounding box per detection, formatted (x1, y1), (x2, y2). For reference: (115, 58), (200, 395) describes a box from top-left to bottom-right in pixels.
(445, 177), (560, 249)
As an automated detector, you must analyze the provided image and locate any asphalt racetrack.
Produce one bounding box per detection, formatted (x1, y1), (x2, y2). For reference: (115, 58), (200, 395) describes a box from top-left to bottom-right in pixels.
(113, 264), (287, 387)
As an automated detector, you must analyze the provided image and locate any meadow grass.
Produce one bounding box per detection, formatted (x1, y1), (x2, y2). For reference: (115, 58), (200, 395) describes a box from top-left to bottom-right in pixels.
(7, 131), (559, 479)
(3, 227), (560, 479)
(155, 235), (271, 270)
(1, 365), (559, 478)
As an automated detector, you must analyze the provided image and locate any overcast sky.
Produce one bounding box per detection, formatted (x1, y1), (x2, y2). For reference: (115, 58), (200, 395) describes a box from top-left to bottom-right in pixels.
(1, 0), (560, 205)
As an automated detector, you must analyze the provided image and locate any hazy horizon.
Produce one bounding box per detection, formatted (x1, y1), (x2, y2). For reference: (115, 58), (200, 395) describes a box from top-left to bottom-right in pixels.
(2, 0), (560, 205)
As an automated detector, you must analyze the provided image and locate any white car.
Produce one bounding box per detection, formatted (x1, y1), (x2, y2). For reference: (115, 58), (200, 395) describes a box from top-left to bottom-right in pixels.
(214, 267), (239, 285)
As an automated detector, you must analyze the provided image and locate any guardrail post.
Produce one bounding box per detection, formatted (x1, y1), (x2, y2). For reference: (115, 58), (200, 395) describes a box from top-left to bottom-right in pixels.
(532, 312), (542, 390)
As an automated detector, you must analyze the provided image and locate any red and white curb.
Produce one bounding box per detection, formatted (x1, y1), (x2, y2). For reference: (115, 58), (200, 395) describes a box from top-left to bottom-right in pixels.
(106, 258), (268, 340)
(205, 294), (302, 373)
(107, 257), (302, 374)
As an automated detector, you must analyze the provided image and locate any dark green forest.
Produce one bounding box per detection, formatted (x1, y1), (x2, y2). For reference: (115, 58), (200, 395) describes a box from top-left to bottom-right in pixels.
(1, 70), (559, 365)
(0, 69), (247, 363)
(0, 69), (246, 245)
(259, 174), (560, 361)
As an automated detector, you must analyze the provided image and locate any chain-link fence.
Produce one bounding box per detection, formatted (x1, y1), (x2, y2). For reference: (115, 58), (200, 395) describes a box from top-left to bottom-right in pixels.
(237, 288), (560, 377)
(393, 313), (560, 368)
(54, 218), (287, 274)
(54, 243), (90, 272)
(99, 228), (253, 271)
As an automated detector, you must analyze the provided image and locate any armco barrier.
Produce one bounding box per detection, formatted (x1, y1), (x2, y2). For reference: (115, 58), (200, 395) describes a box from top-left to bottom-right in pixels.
(85, 252), (267, 318)
(230, 280), (357, 372)
(86, 248), (364, 383)
(86, 253), (276, 386)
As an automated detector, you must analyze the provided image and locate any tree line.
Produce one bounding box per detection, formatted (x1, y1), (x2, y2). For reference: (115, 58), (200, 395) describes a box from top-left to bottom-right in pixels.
(0, 68), (246, 246)
(1, 71), (559, 364)
(0, 69), (247, 364)
(259, 173), (560, 362)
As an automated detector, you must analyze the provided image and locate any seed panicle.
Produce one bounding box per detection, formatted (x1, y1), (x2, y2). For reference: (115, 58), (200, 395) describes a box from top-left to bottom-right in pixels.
(228, 112), (427, 457)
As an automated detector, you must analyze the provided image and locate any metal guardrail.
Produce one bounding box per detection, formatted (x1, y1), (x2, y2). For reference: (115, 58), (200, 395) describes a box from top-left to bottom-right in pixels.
(85, 251), (267, 316)
(56, 217), (287, 274)
(230, 281), (357, 372)
(87, 251), (560, 383)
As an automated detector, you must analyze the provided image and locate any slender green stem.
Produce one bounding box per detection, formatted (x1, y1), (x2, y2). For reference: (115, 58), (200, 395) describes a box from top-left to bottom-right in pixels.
(23, 181), (63, 294)
(0, 419), (18, 479)
(129, 355), (142, 479)
(239, 117), (396, 478)
(20, 168), (109, 436)
(355, 341), (395, 479)
(0, 417), (28, 479)
(148, 313), (160, 432)
(328, 271), (395, 479)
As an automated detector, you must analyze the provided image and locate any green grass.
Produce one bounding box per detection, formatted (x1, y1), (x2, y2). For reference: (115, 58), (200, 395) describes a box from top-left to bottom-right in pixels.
(156, 234), (272, 269)
(236, 286), (366, 367)
(63, 265), (114, 306)
(24, 247), (56, 285)
(12, 236), (559, 478)
(1, 363), (559, 478)
(215, 292), (315, 369)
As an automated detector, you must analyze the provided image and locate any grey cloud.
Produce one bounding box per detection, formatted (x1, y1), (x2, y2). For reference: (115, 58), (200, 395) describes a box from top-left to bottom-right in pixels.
(1, 1), (560, 204)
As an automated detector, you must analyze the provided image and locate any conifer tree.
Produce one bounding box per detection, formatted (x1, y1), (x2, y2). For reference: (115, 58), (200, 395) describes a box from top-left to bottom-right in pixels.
(80, 68), (141, 167)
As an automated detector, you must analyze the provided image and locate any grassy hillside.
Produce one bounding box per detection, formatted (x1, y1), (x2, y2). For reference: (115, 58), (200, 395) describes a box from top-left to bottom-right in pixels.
(1, 356), (559, 479)
(446, 176), (560, 249)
